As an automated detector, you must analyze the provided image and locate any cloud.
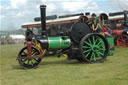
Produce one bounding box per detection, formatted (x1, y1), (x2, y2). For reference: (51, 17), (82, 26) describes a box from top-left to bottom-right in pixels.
(0, 0), (112, 31)
(46, 3), (57, 14)
(62, 0), (89, 12)
(10, 0), (27, 9)
(108, 0), (128, 11)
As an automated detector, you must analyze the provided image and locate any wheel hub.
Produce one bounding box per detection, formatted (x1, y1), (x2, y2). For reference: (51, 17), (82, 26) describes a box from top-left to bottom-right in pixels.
(91, 45), (99, 50)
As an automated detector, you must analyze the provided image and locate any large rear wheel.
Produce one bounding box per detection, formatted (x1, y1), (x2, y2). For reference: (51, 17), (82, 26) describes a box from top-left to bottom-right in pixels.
(80, 33), (109, 63)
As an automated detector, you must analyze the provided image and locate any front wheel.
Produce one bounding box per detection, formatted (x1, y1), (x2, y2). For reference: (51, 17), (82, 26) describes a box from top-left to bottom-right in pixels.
(80, 33), (109, 63)
(17, 46), (41, 69)
(117, 35), (128, 47)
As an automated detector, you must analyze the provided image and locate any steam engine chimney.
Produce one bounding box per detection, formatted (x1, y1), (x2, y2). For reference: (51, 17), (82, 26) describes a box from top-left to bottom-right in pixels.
(40, 5), (48, 49)
(40, 5), (47, 37)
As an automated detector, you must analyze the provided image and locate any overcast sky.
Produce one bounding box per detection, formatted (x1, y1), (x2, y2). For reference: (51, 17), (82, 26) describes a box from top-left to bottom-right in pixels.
(0, 0), (128, 31)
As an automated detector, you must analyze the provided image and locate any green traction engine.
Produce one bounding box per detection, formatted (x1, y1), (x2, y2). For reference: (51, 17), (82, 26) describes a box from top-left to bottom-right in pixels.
(17, 5), (114, 69)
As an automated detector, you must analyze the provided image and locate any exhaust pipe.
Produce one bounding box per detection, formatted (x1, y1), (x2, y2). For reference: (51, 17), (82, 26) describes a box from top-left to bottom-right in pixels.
(40, 5), (47, 37)
(40, 5), (48, 49)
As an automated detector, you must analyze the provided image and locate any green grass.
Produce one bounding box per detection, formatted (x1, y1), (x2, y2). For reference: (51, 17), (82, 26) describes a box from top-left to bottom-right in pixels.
(0, 44), (128, 85)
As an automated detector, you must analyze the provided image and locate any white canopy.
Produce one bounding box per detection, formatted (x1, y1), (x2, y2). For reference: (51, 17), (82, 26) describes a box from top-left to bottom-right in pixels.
(9, 35), (25, 39)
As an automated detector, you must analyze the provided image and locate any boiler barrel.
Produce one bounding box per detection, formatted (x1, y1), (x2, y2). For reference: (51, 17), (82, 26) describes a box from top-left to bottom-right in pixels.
(48, 36), (71, 49)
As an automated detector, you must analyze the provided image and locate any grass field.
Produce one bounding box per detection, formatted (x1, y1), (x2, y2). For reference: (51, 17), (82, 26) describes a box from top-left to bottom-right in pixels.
(0, 44), (128, 85)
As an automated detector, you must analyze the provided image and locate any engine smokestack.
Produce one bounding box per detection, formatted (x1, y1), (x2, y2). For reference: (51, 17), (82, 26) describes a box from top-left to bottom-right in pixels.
(40, 5), (47, 37)
(40, 5), (48, 49)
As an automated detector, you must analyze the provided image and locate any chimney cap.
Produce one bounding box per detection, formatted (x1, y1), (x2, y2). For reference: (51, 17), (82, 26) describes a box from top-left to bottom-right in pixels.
(40, 5), (46, 8)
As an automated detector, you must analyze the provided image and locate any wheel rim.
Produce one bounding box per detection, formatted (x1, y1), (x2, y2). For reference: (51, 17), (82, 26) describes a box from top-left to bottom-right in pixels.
(117, 35), (128, 47)
(80, 33), (109, 63)
(18, 47), (41, 68)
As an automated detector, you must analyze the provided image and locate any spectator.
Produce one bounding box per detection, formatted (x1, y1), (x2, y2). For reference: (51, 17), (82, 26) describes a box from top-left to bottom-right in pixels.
(91, 13), (101, 33)
(103, 25), (112, 36)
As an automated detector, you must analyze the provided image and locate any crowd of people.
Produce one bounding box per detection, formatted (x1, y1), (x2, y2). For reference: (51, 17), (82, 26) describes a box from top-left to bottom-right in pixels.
(79, 13), (113, 37)
(0, 36), (24, 45)
(91, 13), (112, 36)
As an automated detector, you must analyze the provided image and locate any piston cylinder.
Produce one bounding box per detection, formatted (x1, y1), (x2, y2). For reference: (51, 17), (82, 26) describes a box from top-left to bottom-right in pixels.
(48, 36), (71, 49)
